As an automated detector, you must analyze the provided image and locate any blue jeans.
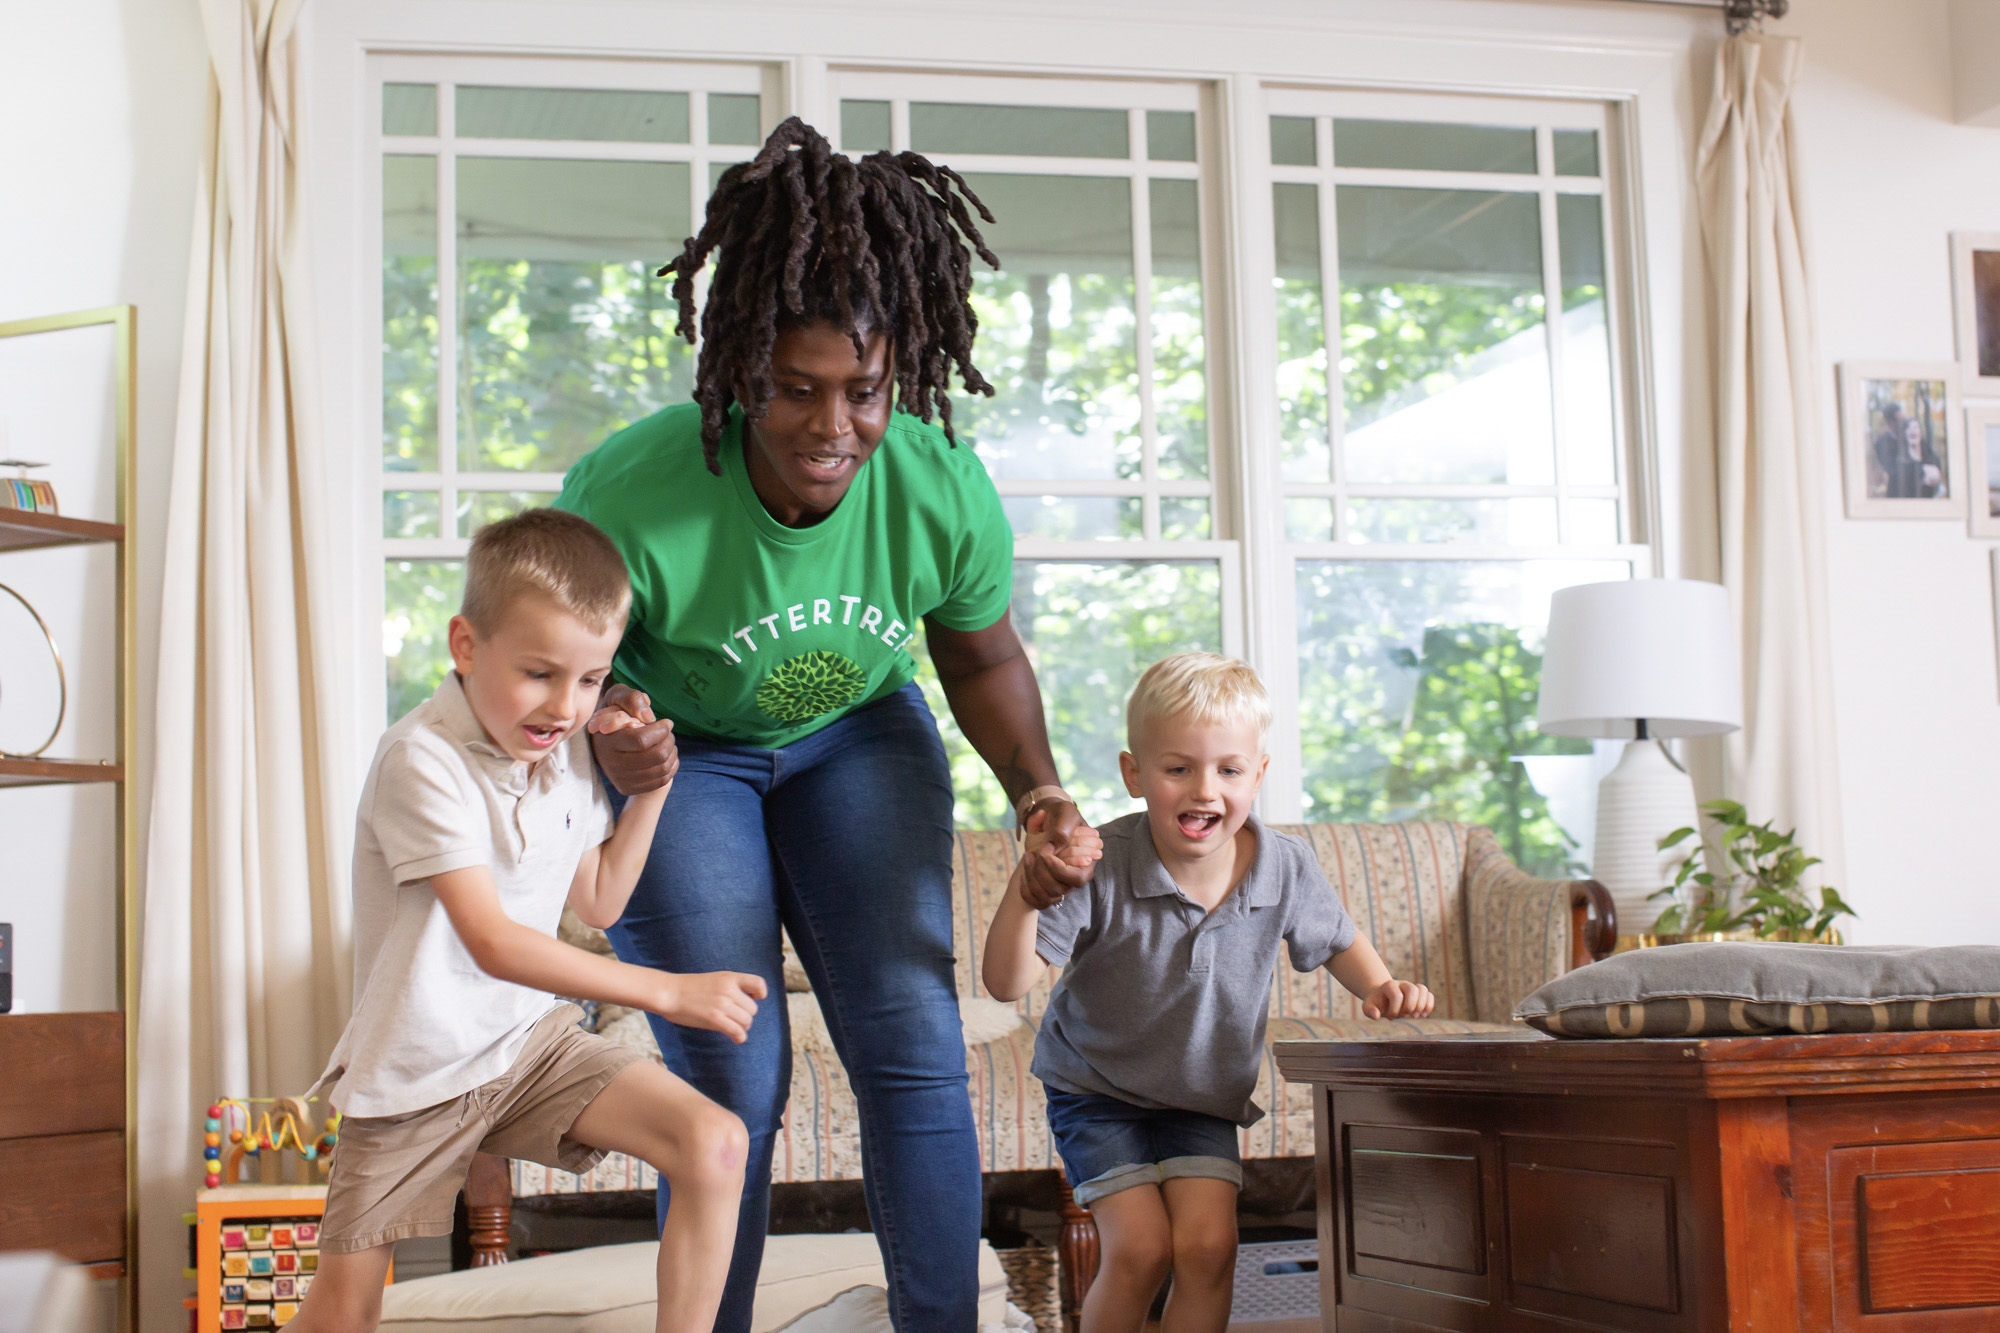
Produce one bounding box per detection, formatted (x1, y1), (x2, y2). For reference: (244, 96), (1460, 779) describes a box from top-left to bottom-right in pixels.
(1044, 1088), (1242, 1206)
(605, 683), (979, 1333)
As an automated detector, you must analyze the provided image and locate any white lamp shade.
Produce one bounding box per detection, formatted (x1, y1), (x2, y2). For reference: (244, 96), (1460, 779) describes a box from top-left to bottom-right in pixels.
(1537, 579), (1742, 739)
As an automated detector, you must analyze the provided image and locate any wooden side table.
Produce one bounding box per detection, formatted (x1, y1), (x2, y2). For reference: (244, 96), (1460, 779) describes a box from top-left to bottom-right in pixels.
(1275, 1029), (2000, 1331)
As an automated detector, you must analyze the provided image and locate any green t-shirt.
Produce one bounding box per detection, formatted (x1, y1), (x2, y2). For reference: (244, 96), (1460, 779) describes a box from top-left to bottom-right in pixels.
(556, 402), (1014, 748)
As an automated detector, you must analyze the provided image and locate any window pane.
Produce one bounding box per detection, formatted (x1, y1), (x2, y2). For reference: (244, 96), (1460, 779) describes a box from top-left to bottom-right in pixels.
(955, 173), (1139, 482)
(457, 157), (692, 473)
(708, 93), (761, 146)
(1553, 129), (1600, 177)
(1338, 186), (1553, 485)
(1294, 559), (1626, 875)
(1146, 110), (1196, 162)
(1333, 119), (1536, 174)
(455, 86), (690, 143)
(1270, 115), (1316, 167)
(383, 83), (436, 136)
(1159, 497), (1211, 540)
(1272, 183), (1329, 483)
(1347, 497), (1557, 545)
(1149, 178), (1208, 481)
(915, 561), (1223, 828)
(383, 490), (441, 538)
(383, 155), (438, 472)
(458, 490), (554, 536)
(841, 99), (892, 152)
(1001, 495), (1141, 541)
(911, 103), (1128, 158)
(1558, 194), (1617, 487)
(1564, 498), (1621, 545)
(384, 559), (465, 725)
(1285, 498), (1333, 541)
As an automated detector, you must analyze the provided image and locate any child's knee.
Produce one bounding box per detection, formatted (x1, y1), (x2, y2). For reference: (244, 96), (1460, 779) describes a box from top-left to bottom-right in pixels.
(666, 1103), (748, 1188)
(1102, 1221), (1174, 1283)
(1170, 1220), (1238, 1281)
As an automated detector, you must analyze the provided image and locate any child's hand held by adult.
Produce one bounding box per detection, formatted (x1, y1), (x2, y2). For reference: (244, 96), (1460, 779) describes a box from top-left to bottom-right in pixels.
(590, 684), (678, 794)
(1362, 978), (1435, 1020)
(656, 970), (769, 1044)
(1018, 804), (1097, 909)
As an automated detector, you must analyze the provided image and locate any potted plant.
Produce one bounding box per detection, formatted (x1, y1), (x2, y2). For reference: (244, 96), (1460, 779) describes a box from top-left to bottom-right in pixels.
(1646, 799), (1857, 942)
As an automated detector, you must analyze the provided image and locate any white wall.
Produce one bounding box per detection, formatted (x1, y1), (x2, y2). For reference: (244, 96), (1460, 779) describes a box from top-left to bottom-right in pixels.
(0, 0), (207, 1016)
(1767, 0), (2000, 945)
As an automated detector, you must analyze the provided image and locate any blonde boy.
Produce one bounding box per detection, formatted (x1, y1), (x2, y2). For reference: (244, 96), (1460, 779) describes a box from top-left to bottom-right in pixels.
(983, 652), (1433, 1333)
(295, 510), (765, 1333)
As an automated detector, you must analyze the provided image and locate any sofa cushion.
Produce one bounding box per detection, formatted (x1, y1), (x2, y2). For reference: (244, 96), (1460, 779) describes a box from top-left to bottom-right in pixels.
(1514, 943), (2000, 1038)
(377, 1234), (1012, 1332)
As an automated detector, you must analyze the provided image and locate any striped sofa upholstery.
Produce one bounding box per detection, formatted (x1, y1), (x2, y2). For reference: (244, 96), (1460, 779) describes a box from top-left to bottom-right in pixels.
(511, 821), (1585, 1197)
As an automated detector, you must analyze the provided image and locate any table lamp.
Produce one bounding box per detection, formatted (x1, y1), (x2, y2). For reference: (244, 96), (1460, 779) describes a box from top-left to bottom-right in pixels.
(1535, 579), (1742, 944)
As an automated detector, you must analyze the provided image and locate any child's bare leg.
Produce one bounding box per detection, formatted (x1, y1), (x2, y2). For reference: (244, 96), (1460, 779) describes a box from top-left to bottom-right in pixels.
(282, 1245), (393, 1333)
(568, 1061), (747, 1333)
(1158, 1177), (1238, 1333)
(1079, 1184), (1173, 1333)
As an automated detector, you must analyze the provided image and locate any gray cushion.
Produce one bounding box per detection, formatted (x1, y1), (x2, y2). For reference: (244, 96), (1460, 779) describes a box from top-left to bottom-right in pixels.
(1513, 943), (2000, 1038)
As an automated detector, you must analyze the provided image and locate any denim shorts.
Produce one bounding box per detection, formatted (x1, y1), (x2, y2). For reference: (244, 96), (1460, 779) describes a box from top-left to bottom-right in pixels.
(1044, 1087), (1243, 1206)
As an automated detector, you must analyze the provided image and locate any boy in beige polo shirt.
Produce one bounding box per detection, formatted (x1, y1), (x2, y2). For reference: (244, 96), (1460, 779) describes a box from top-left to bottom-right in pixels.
(294, 509), (766, 1333)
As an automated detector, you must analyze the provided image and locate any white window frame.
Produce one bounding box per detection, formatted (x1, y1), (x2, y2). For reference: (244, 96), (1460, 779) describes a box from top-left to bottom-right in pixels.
(326, 22), (1688, 825)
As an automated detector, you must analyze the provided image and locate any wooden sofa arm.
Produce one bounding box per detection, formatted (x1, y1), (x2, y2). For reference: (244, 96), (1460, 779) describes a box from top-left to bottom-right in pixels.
(1570, 878), (1616, 968)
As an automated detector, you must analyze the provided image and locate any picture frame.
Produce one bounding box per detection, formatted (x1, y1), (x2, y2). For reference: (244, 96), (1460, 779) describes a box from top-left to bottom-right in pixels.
(1967, 406), (2000, 538)
(1838, 361), (1962, 519)
(1952, 232), (2000, 396)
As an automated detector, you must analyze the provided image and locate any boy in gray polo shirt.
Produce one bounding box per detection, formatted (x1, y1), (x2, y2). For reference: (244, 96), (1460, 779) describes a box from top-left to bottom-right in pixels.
(983, 652), (1434, 1333)
(296, 510), (765, 1333)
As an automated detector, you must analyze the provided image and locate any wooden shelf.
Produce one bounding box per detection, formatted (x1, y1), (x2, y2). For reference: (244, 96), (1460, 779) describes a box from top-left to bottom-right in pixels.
(0, 510), (123, 553)
(0, 757), (122, 788)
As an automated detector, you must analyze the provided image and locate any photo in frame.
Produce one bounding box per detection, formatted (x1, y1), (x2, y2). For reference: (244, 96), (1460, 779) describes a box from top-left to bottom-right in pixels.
(1952, 232), (2000, 396)
(1838, 362), (1962, 519)
(1967, 406), (2000, 539)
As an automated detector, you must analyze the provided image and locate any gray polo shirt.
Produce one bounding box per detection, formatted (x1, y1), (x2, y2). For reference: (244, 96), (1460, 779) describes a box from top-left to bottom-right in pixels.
(1032, 812), (1356, 1127)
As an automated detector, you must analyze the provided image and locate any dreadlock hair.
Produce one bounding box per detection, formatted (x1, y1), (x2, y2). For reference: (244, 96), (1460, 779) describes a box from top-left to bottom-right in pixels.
(658, 116), (1001, 476)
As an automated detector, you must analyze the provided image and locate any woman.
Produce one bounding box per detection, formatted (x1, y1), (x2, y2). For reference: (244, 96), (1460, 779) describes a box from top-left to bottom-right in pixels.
(557, 119), (1092, 1333)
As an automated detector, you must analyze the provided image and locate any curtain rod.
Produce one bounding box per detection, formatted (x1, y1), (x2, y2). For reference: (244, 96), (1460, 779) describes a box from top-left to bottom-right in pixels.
(1613, 0), (1788, 30)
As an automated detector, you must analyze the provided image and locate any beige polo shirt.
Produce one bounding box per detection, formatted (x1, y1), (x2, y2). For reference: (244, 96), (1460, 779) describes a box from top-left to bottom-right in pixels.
(315, 672), (614, 1117)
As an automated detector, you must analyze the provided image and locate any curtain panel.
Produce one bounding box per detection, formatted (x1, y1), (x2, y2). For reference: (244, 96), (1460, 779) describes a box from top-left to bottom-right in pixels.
(136, 0), (351, 1325)
(1695, 33), (1846, 889)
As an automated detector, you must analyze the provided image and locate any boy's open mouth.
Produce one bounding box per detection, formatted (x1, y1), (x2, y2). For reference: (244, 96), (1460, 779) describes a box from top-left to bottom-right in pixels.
(523, 723), (565, 749)
(1178, 810), (1223, 838)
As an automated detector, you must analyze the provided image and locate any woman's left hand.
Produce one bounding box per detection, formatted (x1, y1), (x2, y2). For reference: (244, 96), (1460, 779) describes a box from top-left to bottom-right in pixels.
(1019, 800), (1097, 909)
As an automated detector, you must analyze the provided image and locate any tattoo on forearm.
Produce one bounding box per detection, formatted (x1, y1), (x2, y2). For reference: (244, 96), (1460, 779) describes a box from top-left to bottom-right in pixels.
(994, 745), (1036, 805)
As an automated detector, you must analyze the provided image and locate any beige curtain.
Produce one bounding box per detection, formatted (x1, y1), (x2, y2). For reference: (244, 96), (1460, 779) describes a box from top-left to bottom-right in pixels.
(136, 0), (350, 1326)
(1695, 34), (1845, 884)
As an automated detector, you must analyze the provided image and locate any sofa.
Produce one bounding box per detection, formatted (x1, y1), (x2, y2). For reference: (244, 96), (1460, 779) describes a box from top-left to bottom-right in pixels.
(473, 821), (1613, 1318)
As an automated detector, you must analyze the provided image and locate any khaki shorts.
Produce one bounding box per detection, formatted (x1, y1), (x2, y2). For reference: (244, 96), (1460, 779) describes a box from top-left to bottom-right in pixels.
(320, 1005), (648, 1252)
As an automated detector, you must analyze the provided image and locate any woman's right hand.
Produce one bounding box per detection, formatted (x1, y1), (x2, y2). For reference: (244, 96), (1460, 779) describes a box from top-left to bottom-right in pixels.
(591, 684), (680, 795)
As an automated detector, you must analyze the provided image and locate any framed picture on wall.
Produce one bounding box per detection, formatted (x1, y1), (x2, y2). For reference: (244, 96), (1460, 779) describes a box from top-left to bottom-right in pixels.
(1952, 232), (2000, 396)
(1967, 406), (2000, 538)
(1838, 362), (1963, 519)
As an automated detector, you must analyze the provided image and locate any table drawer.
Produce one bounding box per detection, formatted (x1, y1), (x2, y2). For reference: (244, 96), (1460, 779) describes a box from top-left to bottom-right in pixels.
(0, 1129), (125, 1262)
(0, 1012), (123, 1139)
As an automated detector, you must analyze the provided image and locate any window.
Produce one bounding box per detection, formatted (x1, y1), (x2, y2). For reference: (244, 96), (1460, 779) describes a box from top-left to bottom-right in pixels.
(375, 57), (768, 722)
(365, 63), (1652, 859)
(1261, 91), (1646, 873)
(827, 73), (1236, 827)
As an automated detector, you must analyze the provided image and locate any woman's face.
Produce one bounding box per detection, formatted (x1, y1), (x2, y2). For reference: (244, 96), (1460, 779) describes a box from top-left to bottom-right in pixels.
(1906, 417), (1924, 451)
(743, 322), (895, 527)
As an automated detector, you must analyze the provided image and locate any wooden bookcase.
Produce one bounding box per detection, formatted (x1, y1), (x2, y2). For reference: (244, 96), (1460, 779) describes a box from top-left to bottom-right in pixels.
(0, 306), (138, 1323)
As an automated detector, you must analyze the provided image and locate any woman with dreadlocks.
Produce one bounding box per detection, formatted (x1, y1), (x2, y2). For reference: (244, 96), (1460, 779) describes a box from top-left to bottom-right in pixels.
(556, 118), (1097, 1332)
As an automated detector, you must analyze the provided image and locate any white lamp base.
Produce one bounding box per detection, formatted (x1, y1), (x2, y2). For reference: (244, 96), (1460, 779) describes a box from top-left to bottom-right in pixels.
(1590, 740), (1700, 939)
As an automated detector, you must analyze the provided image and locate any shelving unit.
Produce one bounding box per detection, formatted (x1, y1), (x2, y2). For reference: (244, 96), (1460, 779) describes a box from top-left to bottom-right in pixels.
(0, 305), (138, 1322)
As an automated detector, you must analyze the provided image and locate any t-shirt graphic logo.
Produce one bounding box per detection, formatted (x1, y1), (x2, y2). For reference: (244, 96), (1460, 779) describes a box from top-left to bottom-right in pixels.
(755, 650), (868, 725)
